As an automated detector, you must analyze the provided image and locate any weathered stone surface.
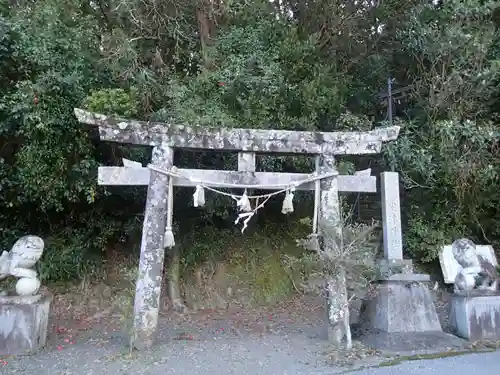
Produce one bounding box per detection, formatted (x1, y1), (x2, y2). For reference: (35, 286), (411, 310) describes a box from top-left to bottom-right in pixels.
(237, 152), (256, 211)
(379, 273), (431, 282)
(377, 259), (414, 280)
(356, 331), (468, 355)
(73, 107), (403, 351)
(123, 158), (142, 168)
(448, 239), (498, 293)
(317, 155), (351, 346)
(74, 108), (400, 155)
(0, 294), (51, 355)
(449, 294), (500, 341)
(237, 152), (256, 172)
(354, 168), (371, 176)
(359, 279), (442, 333)
(0, 294), (42, 305)
(318, 155), (341, 248)
(348, 298), (363, 325)
(324, 274), (351, 348)
(373, 174), (439, 341)
(318, 155), (342, 258)
(0, 235), (45, 297)
(97, 166), (377, 193)
(439, 244), (497, 284)
(337, 174), (377, 193)
(132, 145), (173, 351)
(380, 172), (403, 260)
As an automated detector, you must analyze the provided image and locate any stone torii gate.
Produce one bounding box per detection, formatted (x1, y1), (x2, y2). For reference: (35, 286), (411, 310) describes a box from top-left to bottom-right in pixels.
(74, 108), (400, 350)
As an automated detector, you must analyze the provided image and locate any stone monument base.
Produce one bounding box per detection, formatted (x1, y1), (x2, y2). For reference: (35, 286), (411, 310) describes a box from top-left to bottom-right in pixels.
(354, 330), (468, 355)
(359, 273), (442, 333)
(355, 273), (469, 353)
(0, 294), (52, 355)
(377, 259), (414, 279)
(449, 292), (500, 341)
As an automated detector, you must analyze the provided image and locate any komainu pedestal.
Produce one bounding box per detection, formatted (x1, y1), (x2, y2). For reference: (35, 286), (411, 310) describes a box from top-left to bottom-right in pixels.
(0, 294), (52, 355)
(449, 293), (500, 341)
(0, 235), (51, 355)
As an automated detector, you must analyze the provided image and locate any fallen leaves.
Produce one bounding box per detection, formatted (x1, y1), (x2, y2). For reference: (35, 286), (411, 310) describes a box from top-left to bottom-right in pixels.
(326, 341), (384, 367)
(173, 332), (194, 340)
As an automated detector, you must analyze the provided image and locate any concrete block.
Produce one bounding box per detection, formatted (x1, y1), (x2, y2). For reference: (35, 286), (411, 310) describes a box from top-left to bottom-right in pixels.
(449, 294), (500, 341)
(360, 278), (442, 333)
(0, 294), (52, 355)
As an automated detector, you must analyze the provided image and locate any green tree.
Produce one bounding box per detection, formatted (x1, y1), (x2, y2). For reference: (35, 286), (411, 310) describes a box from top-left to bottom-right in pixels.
(385, 0), (500, 261)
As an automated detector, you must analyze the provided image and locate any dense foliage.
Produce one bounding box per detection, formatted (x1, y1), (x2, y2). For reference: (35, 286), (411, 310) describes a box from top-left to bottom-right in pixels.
(0, 0), (499, 281)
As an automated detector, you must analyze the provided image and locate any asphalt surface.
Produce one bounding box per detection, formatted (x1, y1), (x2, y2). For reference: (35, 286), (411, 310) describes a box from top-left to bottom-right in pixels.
(346, 350), (500, 375)
(2, 331), (499, 375)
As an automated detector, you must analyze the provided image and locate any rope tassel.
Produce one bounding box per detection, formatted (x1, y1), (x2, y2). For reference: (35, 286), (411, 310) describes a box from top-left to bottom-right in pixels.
(281, 187), (295, 214)
(164, 227), (175, 248)
(236, 189), (252, 212)
(193, 184), (205, 207)
(146, 163), (338, 238)
(308, 157), (321, 251)
(163, 177), (175, 248)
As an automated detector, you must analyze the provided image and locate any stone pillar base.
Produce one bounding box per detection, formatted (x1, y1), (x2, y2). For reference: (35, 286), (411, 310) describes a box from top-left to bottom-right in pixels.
(359, 273), (442, 332)
(0, 294), (52, 355)
(355, 266), (470, 354)
(377, 259), (414, 279)
(449, 292), (500, 341)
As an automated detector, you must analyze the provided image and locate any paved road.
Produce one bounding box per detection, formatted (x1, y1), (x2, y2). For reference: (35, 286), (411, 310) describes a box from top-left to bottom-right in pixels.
(346, 350), (500, 375)
(2, 331), (499, 375)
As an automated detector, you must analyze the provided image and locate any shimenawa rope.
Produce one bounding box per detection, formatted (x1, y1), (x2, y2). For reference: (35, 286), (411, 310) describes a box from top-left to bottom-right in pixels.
(146, 162), (337, 248)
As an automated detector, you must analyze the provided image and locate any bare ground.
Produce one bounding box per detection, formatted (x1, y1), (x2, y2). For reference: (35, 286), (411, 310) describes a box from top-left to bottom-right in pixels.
(0, 278), (489, 375)
(0, 283), (393, 375)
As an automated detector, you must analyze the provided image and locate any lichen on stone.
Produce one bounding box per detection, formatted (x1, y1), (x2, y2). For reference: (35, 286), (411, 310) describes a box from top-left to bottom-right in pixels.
(74, 108), (400, 155)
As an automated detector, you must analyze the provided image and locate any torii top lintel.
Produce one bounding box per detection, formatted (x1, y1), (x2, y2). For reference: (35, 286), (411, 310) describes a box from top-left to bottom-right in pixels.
(74, 108), (400, 155)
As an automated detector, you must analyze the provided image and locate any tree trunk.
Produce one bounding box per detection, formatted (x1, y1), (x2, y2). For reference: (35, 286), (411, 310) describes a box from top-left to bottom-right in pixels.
(196, 0), (216, 69)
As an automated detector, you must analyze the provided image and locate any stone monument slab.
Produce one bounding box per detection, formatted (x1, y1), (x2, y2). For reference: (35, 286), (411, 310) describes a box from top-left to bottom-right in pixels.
(380, 172), (403, 260)
(439, 244), (497, 284)
(449, 293), (500, 341)
(0, 294), (52, 355)
(359, 171), (447, 353)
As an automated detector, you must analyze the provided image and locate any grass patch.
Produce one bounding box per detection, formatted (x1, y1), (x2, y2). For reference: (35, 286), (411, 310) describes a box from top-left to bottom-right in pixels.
(227, 251), (294, 305)
(180, 222), (307, 308)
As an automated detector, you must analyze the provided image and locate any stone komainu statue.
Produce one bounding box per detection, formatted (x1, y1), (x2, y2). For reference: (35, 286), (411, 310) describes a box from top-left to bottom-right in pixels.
(452, 238), (497, 293)
(0, 235), (44, 296)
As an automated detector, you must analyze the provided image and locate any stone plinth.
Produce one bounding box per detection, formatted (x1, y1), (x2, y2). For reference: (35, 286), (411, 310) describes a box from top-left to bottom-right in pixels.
(0, 294), (52, 355)
(377, 259), (414, 279)
(359, 274), (442, 333)
(449, 293), (500, 341)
